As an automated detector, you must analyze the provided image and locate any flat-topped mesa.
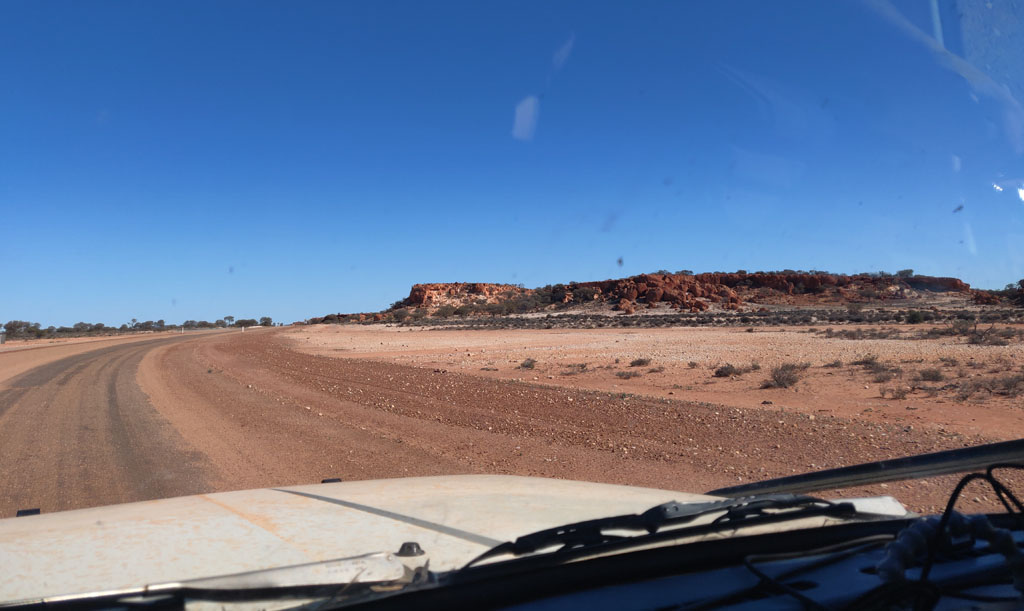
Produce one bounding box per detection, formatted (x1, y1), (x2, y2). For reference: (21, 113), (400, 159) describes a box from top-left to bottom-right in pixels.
(301, 271), (995, 325)
(576, 272), (978, 311)
(401, 283), (528, 308)
(388, 273), (982, 313)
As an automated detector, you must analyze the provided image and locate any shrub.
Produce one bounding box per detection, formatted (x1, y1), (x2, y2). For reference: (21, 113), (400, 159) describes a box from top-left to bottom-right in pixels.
(762, 363), (807, 388)
(994, 374), (1024, 397)
(630, 358), (652, 367)
(688, 361), (699, 369)
(433, 305), (457, 318)
(851, 354), (879, 367)
(905, 310), (925, 324)
(919, 368), (944, 382)
(714, 364), (741, 377)
(616, 370), (641, 379)
(823, 360), (843, 368)
(872, 371), (894, 383)
(892, 387), (909, 399)
(519, 358), (537, 370)
(648, 366), (665, 374)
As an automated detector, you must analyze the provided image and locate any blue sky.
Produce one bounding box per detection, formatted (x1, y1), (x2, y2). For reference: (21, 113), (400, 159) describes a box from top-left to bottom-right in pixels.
(3, 0), (1023, 326)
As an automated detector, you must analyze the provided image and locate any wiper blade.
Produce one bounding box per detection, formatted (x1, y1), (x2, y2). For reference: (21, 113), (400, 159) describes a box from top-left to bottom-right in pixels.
(463, 494), (859, 569)
(1, 552), (423, 610)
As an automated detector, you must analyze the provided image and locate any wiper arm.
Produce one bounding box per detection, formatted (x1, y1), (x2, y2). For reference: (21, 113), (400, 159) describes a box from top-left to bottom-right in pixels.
(463, 494), (859, 569)
(1, 552), (425, 611)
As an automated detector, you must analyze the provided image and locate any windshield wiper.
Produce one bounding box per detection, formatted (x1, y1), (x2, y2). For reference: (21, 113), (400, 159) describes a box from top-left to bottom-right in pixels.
(0, 552), (427, 611)
(463, 494), (863, 569)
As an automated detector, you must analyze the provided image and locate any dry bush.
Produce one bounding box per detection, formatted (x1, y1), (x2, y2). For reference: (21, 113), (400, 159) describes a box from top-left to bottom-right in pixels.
(616, 370), (641, 379)
(714, 363), (742, 377)
(880, 386), (909, 400)
(648, 366), (665, 374)
(762, 363), (809, 389)
(519, 358), (537, 370)
(851, 354), (879, 367)
(919, 368), (944, 382)
(630, 358), (652, 367)
(823, 360), (843, 368)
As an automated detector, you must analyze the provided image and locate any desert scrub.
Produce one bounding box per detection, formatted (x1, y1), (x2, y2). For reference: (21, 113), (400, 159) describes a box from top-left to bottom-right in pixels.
(761, 363), (809, 388)
(851, 354), (879, 367)
(616, 370), (642, 379)
(918, 368), (944, 382)
(629, 358), (652, 367)
(880, 386), (909, 400)
(519, 358), (537, 370)
(714, 363), (742, 378)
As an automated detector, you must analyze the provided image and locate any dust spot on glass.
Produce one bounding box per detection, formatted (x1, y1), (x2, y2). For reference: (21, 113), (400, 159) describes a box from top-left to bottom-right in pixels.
(228, 266), (234, 275)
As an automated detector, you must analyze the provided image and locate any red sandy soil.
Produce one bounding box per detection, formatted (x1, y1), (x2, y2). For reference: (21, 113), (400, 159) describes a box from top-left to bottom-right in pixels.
(134, 326), (1023, 515)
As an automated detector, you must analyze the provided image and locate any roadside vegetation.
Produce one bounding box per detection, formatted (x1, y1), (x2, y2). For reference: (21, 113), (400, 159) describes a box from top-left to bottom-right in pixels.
(3, 316), (277, 339)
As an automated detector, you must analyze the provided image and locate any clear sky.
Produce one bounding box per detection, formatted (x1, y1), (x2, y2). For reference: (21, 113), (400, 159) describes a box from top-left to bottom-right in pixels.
(3, 0), (1024, 326)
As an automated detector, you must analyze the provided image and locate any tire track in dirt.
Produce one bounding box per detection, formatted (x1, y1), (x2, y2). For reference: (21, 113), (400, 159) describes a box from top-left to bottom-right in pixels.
(0, 336), (215, 517)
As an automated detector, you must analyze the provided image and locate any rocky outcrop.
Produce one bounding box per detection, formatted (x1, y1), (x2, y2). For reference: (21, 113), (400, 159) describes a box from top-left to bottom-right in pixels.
(310, 271), (1001, 324)
(401, 283), (526, 307)
(570, 272), (978, 311)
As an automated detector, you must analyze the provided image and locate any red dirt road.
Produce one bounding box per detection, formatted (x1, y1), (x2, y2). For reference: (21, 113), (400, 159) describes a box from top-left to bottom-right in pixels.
(0, 329), (1014, 518)
(141, 330), (1004, 514)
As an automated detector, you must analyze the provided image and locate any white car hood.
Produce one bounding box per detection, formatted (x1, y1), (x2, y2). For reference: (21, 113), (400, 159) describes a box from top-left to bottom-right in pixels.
(0, 475), (719, 602)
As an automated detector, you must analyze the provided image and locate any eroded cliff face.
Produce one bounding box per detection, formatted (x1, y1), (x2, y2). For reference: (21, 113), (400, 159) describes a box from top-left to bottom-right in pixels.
(403, 283), (527, 307)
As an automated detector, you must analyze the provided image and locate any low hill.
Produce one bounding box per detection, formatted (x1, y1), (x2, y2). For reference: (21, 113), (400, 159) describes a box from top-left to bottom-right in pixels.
(307, 271), (1015, 324)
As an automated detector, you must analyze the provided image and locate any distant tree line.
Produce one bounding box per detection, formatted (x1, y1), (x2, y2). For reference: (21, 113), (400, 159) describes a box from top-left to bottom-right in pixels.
(2, 316), (276, 339)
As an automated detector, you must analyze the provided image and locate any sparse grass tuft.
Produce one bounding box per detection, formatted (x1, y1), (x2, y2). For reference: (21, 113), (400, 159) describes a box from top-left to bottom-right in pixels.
(823, 360), (843, 368)
(919, 368), (944, 382)
(629, 358), (652, 367)
(560, 363), (588, 376)
(851, 354), (879, 367)
(647, 366), (665, 374)
(519, 358), (537, 370)
(616, 370), (642, 379)
(688, 361), (699, 369)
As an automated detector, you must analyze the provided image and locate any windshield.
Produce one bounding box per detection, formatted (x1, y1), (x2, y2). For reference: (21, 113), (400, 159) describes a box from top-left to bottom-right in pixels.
(1, 0), (1023, 600)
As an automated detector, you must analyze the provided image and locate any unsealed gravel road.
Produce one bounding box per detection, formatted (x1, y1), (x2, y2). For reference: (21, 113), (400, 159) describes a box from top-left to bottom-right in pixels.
(0, 336), (215, 517)
(0, 329), (1013, 518)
